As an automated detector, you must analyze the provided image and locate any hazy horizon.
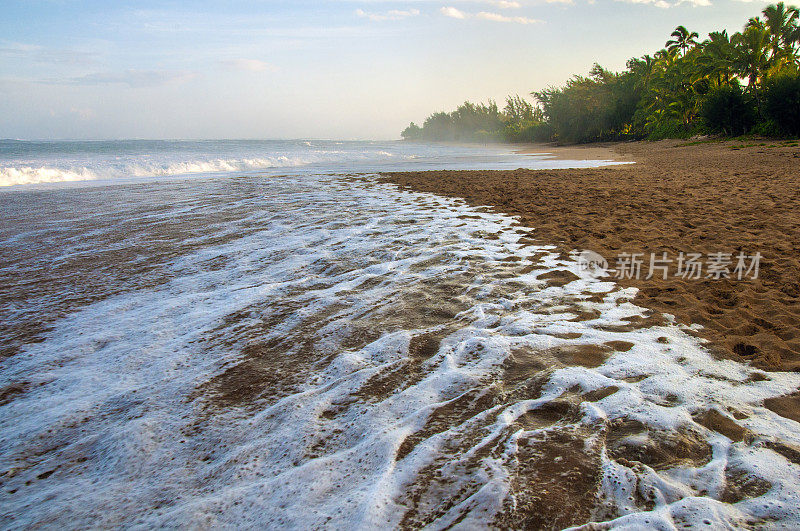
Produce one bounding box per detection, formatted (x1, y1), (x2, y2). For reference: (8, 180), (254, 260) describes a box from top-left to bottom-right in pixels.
(1, 0), (780, 140)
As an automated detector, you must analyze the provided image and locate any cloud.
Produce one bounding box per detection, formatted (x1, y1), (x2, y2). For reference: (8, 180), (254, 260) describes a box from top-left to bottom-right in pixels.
(616, 0), (710, 8)
(442, 6), (541, 23)
(490, 0), (522, 8)
(615, 0), (670, 7)
(440, 6), (467, 18)
(220, 58), (277, 72)
(68, 69), (198, 88)
(476, 11), (541, 23)
(355, 8), (421, 21)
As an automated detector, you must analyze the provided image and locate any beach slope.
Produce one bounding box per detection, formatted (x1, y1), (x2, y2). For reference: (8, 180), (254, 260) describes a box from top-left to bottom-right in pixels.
(382, 139), (800, 373)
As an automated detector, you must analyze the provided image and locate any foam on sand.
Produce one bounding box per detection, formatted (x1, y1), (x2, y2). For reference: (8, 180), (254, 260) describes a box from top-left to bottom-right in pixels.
(0, 172), (798, 528)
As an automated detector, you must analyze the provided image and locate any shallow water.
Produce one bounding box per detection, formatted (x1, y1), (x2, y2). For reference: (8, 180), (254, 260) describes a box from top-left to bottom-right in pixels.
(1, 147), (799, 528)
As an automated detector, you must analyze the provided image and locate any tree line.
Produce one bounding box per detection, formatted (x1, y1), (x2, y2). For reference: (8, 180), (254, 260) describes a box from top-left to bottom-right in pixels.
(401, 2), (800, 144)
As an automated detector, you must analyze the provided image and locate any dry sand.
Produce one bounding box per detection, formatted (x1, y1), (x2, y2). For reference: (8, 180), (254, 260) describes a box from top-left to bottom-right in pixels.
(381, 139), (800, 374)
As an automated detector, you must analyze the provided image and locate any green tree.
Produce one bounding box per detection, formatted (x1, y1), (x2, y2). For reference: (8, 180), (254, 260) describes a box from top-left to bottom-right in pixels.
(401, 122), (422, 140)
(701, 84), (756, 135)
(733, 25), (773, 89)
(401, 3), (800, 143)
(762, 2), (800, 66)
(763, 73), (800, 135)
(666, 26), (700, 56)
(699, 31), (737, 86)
(534, 64), (639, 143)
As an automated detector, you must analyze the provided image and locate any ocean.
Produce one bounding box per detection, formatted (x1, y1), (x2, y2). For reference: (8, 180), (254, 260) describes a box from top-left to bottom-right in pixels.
(0, 139), (621, 188)
(1, 140), (799, 528)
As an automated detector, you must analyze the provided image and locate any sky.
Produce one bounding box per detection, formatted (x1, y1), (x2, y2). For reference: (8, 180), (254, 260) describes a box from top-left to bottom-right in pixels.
(0, 0), (780, 140)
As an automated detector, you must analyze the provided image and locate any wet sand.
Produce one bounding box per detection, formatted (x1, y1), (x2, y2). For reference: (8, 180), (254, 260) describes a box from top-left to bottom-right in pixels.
(381, 139), (800, 373)
(514, 142), (635, 162)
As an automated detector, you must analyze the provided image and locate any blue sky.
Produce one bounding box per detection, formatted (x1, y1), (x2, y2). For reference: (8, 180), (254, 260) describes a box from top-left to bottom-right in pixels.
(0, 0), (778, 139)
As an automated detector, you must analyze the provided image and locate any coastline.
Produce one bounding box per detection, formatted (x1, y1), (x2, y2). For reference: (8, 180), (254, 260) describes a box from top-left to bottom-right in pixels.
(513, 142), (635, 162)
(381, 139), (800, 376)
(4, 140), (800, 526)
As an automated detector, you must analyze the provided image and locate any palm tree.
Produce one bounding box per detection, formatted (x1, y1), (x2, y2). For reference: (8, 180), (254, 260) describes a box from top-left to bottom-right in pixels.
(761, 2), (800, 66)
(700, 30), (737, 86)
(746, 16), (766, 30)
(666, 25), (700, 56)
(734, 25), (774, 88)
(628, 54), (657, 91)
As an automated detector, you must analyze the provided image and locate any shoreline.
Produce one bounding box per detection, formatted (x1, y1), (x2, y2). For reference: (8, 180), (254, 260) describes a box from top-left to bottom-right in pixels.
(512, 141), (635, 162)
(380, 139), (800, 378)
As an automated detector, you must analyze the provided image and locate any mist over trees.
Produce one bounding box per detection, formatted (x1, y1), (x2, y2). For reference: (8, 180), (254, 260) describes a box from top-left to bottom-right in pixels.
(401, 2), (800, 143)
(401, 98), (551, 143)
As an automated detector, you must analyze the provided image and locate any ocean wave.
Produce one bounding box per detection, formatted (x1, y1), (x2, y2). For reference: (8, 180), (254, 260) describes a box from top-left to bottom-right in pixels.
(0, 166), (100, 187)
(0, 156), (314, 187)
(126, 156), (312, 177)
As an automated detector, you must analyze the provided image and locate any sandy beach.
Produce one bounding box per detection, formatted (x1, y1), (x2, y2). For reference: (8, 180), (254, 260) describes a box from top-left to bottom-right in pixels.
(3, 140), (800, 527)
(382, 139), (800, 381)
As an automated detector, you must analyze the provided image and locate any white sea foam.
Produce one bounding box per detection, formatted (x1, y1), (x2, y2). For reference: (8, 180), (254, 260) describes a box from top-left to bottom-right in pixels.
(0, 157), (314, 187)
(0, 166), (100, 186)
(0, 173), (798, 528)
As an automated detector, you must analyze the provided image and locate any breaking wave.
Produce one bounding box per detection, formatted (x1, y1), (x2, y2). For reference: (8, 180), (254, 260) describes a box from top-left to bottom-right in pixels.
(0, 156), (316, 187)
